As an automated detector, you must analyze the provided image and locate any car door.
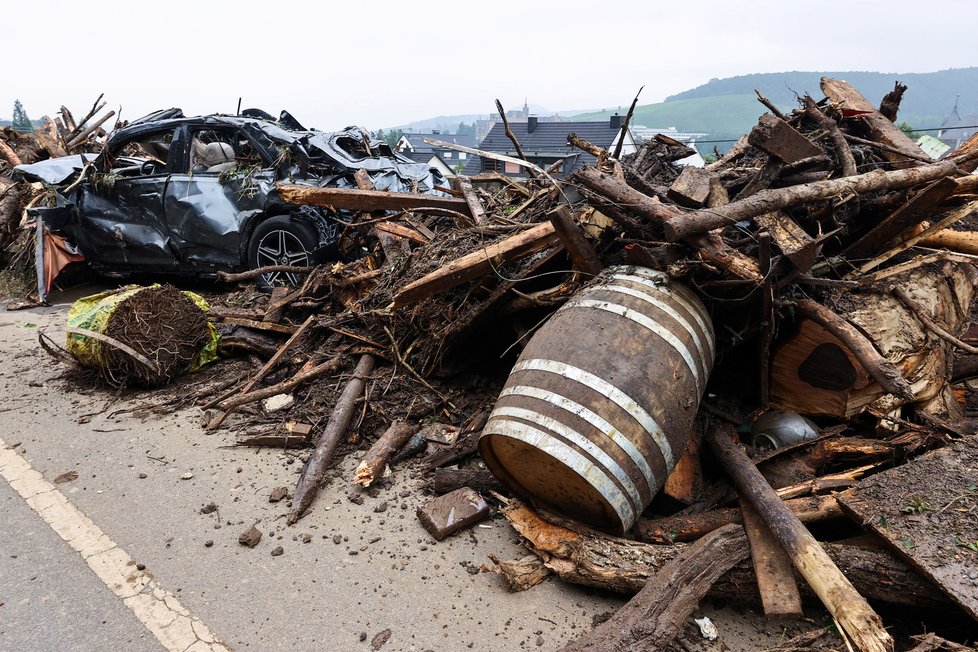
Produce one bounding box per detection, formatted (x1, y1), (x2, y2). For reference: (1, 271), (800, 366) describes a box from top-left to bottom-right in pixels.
(161, 124), (272, 271)
(73, 127), (180, 271)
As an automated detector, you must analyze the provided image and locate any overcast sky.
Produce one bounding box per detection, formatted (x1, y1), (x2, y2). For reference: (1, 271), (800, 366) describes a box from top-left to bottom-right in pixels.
(6, 0), (976, 132)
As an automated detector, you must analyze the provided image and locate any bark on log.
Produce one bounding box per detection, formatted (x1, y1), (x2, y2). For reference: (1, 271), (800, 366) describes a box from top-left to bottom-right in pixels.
(432, 467), (507, 496)
(663, 160), (960, 241)
(795, 298), (914, 401)
(217, 265), (315, 283)
(0, 139), (22, 167)
(707, 425), (893, 652)
(634, 494), (841, 543)
(821, 77), (926, 169)
(353, 421), (415, 487)
(561, 524), (749, 652)
(803, 97), (857, 177)
(573, 167), (681, 229)
(503, 500), (947, 607)
(289, 354), (375, 523)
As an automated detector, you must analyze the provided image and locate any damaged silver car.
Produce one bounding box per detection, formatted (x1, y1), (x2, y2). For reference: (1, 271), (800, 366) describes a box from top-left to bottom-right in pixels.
(15, 108), (445, 295)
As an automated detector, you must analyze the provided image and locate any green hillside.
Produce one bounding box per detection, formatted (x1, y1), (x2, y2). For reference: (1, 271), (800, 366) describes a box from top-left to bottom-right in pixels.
(573, 68), (978, 148)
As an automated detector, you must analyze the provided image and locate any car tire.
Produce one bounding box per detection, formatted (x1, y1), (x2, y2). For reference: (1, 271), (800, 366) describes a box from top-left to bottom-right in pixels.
(247, 215), (321, 290)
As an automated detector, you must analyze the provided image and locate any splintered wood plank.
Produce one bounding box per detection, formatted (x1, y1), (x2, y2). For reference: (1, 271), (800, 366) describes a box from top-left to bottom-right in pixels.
(748, 113), (824, 163)
(275, 184), (472, 215)
(838, 437), (978, 620)
(755, 211), (819, 272)
(740, 500), (803, 616)
(842, 177), (959, 260)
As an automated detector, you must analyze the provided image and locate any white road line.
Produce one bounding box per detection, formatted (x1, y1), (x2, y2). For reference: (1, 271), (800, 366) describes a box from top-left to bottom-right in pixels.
(0, 437), (230, 652)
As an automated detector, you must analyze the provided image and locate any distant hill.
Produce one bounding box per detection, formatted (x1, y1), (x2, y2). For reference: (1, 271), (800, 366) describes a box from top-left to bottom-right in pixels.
(572, 68), (978, 149)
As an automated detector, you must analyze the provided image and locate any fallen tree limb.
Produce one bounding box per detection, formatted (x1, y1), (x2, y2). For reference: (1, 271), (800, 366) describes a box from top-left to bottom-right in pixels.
(217, 265), (315, 283)
(707, 424), (893, 652)
(664, 160), (960, 241)
(561, 524), (749, 652)
(289, 354), (375, 523)
(893, 287), (978, 354)
(276, 184), (471, 216)
(214, 355), (342, 415)
(353, 420), (415, 487)
(502, 500), (946, 607)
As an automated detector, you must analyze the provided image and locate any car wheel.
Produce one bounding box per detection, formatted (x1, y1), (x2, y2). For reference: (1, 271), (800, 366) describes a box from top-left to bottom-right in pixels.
(247, 215), (320, 289)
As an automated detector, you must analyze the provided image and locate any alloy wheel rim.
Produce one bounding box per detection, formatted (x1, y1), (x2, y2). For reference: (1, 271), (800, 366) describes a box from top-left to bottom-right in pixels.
(255, 229), (310, 286)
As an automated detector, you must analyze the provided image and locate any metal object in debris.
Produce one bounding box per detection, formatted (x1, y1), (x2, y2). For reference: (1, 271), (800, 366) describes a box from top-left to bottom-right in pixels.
(479, 265), (715, 532)
(750, 410), (820, 450)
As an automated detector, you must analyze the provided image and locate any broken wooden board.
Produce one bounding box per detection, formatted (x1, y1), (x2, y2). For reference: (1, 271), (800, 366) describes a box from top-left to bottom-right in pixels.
(275, 184), (472, 216)
(842, 177), (959, 260)
(740, 501), (803, 616)
(748, 113), (825, 164)
(838, 436), (978, 620)
(667, 166), (713, 208)
(755, 211), (820, 272)
(391, 221), (561, 308)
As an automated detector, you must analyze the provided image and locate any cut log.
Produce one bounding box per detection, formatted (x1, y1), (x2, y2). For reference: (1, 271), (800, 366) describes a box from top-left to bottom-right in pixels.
(353, 421), (416, 487)
(65, 110), (115, 149)
(803, 97), (857, 177)
(691, 232), (764, 283)
(795, 298), (914, 401)
(707, 424), (893, 652)
(821, 77), (927, 169)
(561, 524), (749, 652)
(502, 500), (947, 607)
(374, 221), (428, 244)
(634, 494), (842, 543)
(391, 221), (561, 307)
(276, 184), (472, 216)
(289, 354), (375, 523)
(948, 131), (978, 172)
(572, 167), (681, 229)
(664, 160), (960, 241)
(919, 227), (978, 256)
(0, 139), (22, 167)
(667, 166), (713, 208)
(748, 113), (825, 164)
(755, 211), (819, 272)
(432, 466), (507, 496)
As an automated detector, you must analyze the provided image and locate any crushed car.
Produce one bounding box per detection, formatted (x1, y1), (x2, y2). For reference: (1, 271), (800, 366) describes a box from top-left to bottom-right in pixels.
(14, 108), (446, 298)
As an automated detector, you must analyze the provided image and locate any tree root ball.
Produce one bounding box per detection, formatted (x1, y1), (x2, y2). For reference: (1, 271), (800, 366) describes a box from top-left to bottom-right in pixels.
(100, 285), (211, 387)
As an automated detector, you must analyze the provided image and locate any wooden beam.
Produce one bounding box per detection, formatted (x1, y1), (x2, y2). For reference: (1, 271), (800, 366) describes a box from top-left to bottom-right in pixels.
(748, 113), (825, 164)
(391, 222), (560, 308)
(707, 425), (894, 652)
(276, 184), (472, 216)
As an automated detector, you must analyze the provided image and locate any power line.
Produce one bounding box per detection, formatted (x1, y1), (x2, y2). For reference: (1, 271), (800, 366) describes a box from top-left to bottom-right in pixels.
(687, 125), (978, 145)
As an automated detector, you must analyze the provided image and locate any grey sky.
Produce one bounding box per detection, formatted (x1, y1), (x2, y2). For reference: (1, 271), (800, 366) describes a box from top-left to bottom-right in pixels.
(5, 0), (976, 132)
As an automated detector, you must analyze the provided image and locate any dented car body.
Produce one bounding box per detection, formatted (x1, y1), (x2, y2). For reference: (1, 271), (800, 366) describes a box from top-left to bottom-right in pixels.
(16, 109), (444, 293)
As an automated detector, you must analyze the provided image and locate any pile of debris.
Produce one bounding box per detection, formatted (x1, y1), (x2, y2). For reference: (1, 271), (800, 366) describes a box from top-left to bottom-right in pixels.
(18, 78), (978, 650)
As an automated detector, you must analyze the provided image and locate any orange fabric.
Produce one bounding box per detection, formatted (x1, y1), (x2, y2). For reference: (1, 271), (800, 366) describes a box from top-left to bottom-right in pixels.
(43, 231), (85, 294)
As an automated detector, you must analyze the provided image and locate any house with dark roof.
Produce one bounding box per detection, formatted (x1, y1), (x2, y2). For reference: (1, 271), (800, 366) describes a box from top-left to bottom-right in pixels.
(394, 131), (478, 178)
(938, 98), (978, 150)
(461, 115), (637, 178)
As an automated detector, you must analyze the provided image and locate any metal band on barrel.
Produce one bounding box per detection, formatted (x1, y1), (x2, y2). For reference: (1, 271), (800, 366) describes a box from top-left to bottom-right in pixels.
(498, 384), (657, 498)
(482, 417), (636, 527)
(511, 358), (675, 469)
(489, 405), (644, 511)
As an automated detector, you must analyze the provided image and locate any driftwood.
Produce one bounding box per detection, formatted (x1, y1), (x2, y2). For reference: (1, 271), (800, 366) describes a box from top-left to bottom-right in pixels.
(288, 354), (375, 523)
(707, 425), (893, 652)
(217, 265), (314, 283)
(353, 421), (415, 487)
(548, 206), (603, 275)
(561, 524), (749, 652)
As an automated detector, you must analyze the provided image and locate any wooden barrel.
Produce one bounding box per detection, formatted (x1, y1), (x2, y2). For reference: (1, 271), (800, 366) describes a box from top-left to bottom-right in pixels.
(479, 265), (714, 532)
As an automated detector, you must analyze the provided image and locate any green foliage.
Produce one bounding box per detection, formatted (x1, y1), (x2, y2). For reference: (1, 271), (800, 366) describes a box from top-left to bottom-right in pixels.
(11, 99), (33, 132)
(456, 122), (476, 138)
(382, 128), (403, 147)
(898, 122), (921, 140)
(900, 496), (933, 515)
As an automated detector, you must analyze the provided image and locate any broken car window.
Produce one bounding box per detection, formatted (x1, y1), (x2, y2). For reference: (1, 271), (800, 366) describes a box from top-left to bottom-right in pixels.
(190, 128), (265, 174)
(109, 129), (175, 177)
